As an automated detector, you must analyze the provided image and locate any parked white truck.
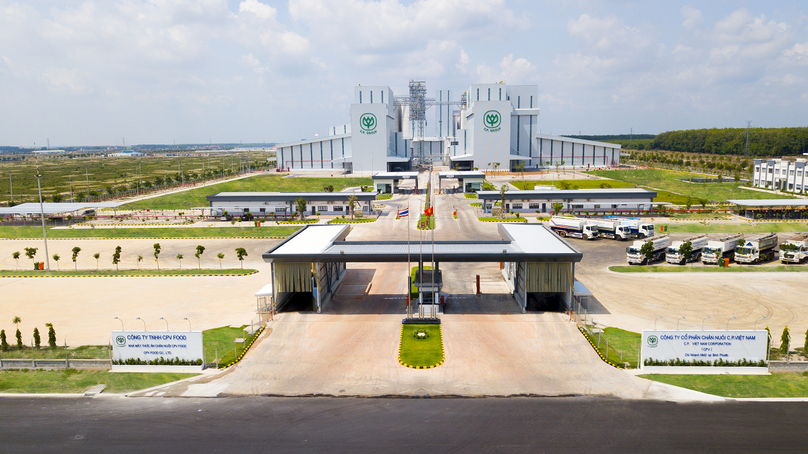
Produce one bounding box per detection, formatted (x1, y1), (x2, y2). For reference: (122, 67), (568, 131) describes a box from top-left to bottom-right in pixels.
(549, 216), (599, 240)
(590, 219), (655, 240)
(735, 233), (778, 264)
(666, 234), (708, 265)
(626, 235), (671, 265)
(701, 234), (742, 265)
(780, 233), (808, 264)
(604, 216), (656, 239)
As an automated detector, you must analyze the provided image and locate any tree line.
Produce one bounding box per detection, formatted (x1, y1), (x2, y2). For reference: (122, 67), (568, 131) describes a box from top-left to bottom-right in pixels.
(651, 128), (808, 156)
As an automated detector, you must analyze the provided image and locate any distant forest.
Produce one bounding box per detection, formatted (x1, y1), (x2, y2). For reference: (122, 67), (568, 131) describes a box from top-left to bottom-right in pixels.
(568, 128), (808, 157)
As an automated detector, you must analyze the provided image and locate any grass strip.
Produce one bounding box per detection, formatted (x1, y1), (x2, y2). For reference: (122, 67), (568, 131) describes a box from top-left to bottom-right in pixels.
(202, 325), (265, 368)
(399, 324), (444, 368)
(0, 269), (257, 277)
(0, 226), (300, 239)
(609, 265), (808, 273)
(660, 223), (808, 234)
(640, 373), (808, 398)
(328, 218), (376, 224)
(0, 345), (110, 359)
(478, 216), (528, 223)
(376, 194), (393, 200)
(0, 369), (197, 394)
(580, 327), (640, 368)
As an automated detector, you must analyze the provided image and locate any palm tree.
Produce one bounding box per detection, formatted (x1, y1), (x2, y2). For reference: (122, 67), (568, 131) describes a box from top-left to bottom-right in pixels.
(217, 252), (225, 269)
(347, 195), (358, 220)
(294, 197), (308, 220)
(235, 248), (247, 269)
(12, 316), (21, 349)
(498, 185), (509, 218)
(71, 247), (81, 271)
(176, 253), (184, 270)
(195, 245), (205, 269)
(93, 253), (100, 269)
(12, 251), (20, 270)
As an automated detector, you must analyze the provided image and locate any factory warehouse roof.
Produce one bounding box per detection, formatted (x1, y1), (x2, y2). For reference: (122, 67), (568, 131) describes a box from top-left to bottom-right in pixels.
(0, 202), (125, 215)
(438, 171), (485, 179)
(476, 188), (657, 201)
(206, 192), (376, 203)
(728, 199), (808, 207)
(263, 224), (583, 264)
(372, 172), (419, 180)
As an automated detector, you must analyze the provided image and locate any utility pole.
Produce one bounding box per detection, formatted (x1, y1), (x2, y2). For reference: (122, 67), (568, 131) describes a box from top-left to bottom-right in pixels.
(629, 127), (633, 149)
(85, 167), (90, 194)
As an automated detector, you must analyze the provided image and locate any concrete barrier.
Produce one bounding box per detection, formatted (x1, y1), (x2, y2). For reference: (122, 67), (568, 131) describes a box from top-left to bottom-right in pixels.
(0, 358), (111, 370)
(769, 361), (808, 373)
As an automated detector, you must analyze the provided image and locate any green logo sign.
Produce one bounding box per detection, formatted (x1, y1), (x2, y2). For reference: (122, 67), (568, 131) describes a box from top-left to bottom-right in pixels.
(647, 335), (659, 348)
(115, 335), (126, 347)
(483, 110), (501, 131)
(360, 113), (377, 134)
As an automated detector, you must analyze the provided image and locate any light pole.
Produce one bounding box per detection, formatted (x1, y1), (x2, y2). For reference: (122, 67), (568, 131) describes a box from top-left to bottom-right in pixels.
(114, 317), (124, 330)
(184, 317), (191, 331)
(754, 315), (766, 330)
(136, 317), (146, 330)
(726, 315), (736, 330)
(654, 316), (662, 330)
(677, 316), (686, 330)
(702, 315), (711, 330)
(35, 167), (51, 271)
(160, 317), (169, 331)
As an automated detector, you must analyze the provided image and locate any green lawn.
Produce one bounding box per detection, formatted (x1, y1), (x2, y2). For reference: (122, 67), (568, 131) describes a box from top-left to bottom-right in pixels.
(583, 327), (640, 368)
(0, 269), (257, 277)
(202, 325), (264, 367)
(0, 226), (300, 239)
(584, 169), (794, 203)
(0, 369), (197, 394)
(119, 175), (373, 210)
(399, 324), (444, 368)
(641, 374), (808, 398)
(328, 218), (376, 224)
(511, 179), (636, 190)
(660, 222), (808, 234)
(0, 345), (109, 359)
(610, 265), (808, 273)
(477, 216), (528, 223)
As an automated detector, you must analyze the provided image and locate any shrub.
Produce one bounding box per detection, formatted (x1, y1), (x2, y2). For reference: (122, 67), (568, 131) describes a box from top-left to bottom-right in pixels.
(0, 330), (7, 351)
(33, 327), (41, 349)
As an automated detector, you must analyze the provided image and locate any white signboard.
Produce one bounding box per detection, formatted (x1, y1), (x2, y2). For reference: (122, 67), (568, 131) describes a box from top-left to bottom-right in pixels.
(112, 330), (203, 363)
(641, 330), (767, 366)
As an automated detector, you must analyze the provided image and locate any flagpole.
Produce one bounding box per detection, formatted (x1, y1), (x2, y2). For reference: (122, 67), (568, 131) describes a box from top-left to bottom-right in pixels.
(407, 203), (411, 318)
(431, 170), (435, 318)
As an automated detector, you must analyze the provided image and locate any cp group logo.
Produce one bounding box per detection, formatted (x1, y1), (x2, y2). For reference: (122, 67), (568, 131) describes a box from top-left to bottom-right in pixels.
(115, 335), (127, 347)
(483, 110), (501, 132)
(359, 113), (377, 134)
(646, 335), (659, 348)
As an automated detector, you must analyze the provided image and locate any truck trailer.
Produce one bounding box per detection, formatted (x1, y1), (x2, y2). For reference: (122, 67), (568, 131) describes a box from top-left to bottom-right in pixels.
(701, 234), (742, 265)
(589, 219), (633, 240)
(626, 235), (671, 265)
(549, 216), (599, 240)
(666, 234), (709, 265)
(735, 233), (778, 264)
(780, 233), (808, 264)
(604, 216), (656, 239)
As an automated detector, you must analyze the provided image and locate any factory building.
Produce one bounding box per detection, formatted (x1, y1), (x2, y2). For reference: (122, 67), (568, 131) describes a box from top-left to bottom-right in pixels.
(277, 81), (621, 175)
(752, 158), (808, 193)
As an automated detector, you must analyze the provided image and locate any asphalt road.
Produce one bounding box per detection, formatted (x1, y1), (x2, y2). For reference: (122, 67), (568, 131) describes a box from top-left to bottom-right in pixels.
(2, 396), (807, 453)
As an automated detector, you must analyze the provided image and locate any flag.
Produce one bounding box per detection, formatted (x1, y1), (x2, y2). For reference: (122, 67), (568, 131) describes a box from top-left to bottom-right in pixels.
(398, 208), (409, 217)
(424, 207), (433, 216)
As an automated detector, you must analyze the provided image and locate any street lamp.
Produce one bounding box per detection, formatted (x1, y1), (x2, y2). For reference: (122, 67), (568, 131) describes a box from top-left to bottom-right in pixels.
(726, 315), (736, 330)
(754, 315), (766, 330)
(113, 317), (124, 330)
(654, 316), (663, 330)
(702, 315), (711, 330)
(184, 317), (191, 331)
(677, 316), (686, 330)
(35, 167), (51, 271)
(160, 317), (169, 331)
(136, 317), (146, 330)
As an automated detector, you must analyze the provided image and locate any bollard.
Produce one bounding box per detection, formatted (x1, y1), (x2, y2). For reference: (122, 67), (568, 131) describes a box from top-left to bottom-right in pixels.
(476, 275), (481, 294)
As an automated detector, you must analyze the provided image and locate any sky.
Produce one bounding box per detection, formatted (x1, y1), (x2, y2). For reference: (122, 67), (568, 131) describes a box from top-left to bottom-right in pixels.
(0, 0), (806, 147)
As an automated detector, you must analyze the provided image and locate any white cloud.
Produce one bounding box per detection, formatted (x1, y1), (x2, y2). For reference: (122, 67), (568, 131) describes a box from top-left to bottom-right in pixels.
(681, 6), (703, 30)
(239, 0), (277, 20)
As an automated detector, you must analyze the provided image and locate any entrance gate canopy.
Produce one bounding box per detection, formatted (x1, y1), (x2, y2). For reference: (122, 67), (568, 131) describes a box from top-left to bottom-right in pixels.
(262, 224), (583, 264)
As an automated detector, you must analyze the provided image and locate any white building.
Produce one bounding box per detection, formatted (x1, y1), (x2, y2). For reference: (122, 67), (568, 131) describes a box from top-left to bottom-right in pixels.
(476, 188), (658, 214)
(277, 81), (621, 175)
(753, 158), (808, 193)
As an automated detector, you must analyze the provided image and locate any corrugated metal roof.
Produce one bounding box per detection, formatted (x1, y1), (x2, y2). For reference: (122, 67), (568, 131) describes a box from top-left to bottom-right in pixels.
(0, 202), (125, 215)
(729, 199), (808, 207)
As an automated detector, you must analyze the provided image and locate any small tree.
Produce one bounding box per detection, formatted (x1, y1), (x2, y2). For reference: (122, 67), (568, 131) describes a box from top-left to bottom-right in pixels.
(685, 197), (693, 211)
(46, 323), (56, 348)
(176, 253), (184, 269)
(71, 247), (81, 271)
(347, 195), (358, 220)
(0, 330), (7, 351)
(804, 328), (808, 354)
(24, 247), (38, 264)
(551, 202), (564, 216)
(235, 247), (248, 269)
(52, 254), (61, 271)
(93, 252), (100, 269)
(112, 246), (122, 271)
(217, 252), (225, 269)
(33, 327), (41, 349)
(137, 255), (143, 269)
(640, 241), (655, 264)
(15, 328), (23, 349)
(195, 245), (205, 269)
(153, 243), (162, 270)
(766, 326), (771, 352)
(780, 326), (790, 355)
(295, 197), (308, 220)
(12, 251), (20, 270)
(499, 185), (509, 218)
(698, 198), (707, 210)
(323, 185), (334, 192)
(678, 241), (693, 264)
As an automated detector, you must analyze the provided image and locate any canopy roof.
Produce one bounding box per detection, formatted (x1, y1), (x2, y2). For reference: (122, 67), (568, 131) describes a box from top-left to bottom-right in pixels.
(0, 202), (124, 215)
(728, 199), (808, 207)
